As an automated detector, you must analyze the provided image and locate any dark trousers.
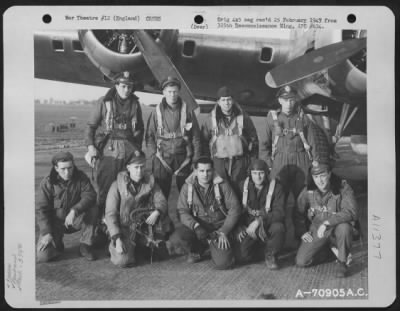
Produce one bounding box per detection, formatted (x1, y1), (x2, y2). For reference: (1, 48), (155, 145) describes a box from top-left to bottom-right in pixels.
(96, 139), (136, 217)
(213, 156), (249, 196)
(152, 153), (190, 199)
(36, 206), (97, 262)
(109, 227), (169, 268)
(296, 223), (353, 267)
(234, 222), (285, 264)
(275, 162), (310, 240)
(169, 226), (235, 270)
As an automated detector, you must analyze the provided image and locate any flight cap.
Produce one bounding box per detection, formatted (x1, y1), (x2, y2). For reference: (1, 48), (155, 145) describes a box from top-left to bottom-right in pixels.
(113, 71), (136, 85)
(217, 86), (233, 99)
(52, 151), (74, 166)
(161, 76), (181, 90)
(276, 85), (297, 99)
(126, 150), (146, 166)
(310, 161), (331, 175)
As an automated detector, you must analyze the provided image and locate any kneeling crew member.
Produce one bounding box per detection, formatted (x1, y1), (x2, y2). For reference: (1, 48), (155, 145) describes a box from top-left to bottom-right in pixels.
(105, 151), (171, 268)
(170, 156), (242, 270)
(36, 152), (97, 262)
(236, 159), (286, 270)
(201, 86), (258, 196)
(295, 161), (358, 278)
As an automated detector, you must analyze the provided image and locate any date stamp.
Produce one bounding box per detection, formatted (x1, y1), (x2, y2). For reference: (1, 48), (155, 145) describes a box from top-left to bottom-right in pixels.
(6, 243), (23, 291)
(295, 288), (368, 299)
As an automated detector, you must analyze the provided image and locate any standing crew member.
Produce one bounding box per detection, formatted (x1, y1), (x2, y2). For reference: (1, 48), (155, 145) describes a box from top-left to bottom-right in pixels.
(295, 161), (358, 278)
(105, 151), (171, 268)
(264, 85), (317, 240)
(36, 152), (97, 262)
(85, 71), (144, 230)
(201, 86), (258, 195)
(169, 157), (242, 270)
(145, 76), (201, 199)
(236, 159), (286, 269)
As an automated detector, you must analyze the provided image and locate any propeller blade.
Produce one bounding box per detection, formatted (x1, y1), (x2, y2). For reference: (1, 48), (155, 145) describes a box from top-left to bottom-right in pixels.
(265, 38), (366, 88)
(132, 30), (199, 112)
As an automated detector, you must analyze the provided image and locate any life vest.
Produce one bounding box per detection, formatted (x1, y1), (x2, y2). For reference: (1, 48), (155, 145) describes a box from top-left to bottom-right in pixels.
(117, 172), (155, 226)
(269, 109), (312, 161)
(104, 100), (138, 133)
(187, 182), (227, 217)
(242, 177), (276, 216)
(209, 107), (244, 158)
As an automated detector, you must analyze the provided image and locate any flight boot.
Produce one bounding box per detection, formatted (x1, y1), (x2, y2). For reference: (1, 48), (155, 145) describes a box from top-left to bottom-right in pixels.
(79, 243), (96, 261)
(187, 252), (202, 264)
(265, 252), (279, 270)
(335, 261), (348, 278)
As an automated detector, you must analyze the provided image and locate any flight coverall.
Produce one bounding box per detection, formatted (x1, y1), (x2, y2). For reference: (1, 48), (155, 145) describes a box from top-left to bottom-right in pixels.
(295, 179), (358, 266)
(85, 87), (144, 218)
(170, 173), (242, 270)
(201, 104), (259, 196)
(235, 178), (286, 263)
(264, 108), (317, 238)
(36, 168), (97, 262)
(145, 97), (201, 199)
(105, 171), (171, 267)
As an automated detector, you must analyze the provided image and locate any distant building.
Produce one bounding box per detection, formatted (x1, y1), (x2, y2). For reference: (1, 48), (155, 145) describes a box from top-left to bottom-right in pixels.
(56, 123), (69, 132)
(69, 117), (77, 129)
(44, 122), (56, 133)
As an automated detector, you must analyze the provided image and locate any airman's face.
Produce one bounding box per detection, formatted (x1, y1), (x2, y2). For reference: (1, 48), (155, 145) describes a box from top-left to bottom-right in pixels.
(312, 171), (331, 193)
(163, 85), (180, 105)
(278, 96), (297, 115)
(127, 163), (145, 183)
(116, 82), (134, 99)
(218, 96), (234, 115)
(196, 163), (214, 185)
(55, 161), (74, 181)
(251, 170), (266, 187)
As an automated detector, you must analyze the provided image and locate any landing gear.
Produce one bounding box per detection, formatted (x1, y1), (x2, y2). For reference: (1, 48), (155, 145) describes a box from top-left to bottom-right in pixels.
(333, 103), (359, 144)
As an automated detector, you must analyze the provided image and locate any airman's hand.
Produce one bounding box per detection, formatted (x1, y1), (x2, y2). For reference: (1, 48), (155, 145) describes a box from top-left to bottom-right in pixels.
(115, 238), (126, 254)
(145, 210), (160, 225)
(87, 145), (99, 168)
(217, 232), (230, 250)
(246, 219), (260, 240)
(301, 231), (313, 243)
(64, 209), (76, 228)
(237, 230), (248, 242)
(38, 233), (56, 251)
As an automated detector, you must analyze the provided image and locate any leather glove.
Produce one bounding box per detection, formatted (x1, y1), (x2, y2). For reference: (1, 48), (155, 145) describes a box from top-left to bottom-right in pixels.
(194, 226), (208, 240)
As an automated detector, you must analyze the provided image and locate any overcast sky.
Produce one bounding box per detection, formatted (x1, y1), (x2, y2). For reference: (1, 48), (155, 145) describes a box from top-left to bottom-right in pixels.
(34, 79), (108, 101)
(34, 79), (165, 105)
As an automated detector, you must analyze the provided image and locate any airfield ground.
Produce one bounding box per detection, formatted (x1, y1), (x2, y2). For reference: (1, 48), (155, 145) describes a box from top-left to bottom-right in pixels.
(34, 103), (368, 301)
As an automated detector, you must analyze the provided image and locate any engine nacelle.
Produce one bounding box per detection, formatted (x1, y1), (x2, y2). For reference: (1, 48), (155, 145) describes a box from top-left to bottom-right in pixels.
(78, 30), (178, 80)
(314, 30), (366, 99)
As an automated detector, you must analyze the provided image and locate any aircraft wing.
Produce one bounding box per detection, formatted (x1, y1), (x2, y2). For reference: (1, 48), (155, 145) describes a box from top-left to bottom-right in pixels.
(34, 31), (111, 88)
(34, 29), (367, 133)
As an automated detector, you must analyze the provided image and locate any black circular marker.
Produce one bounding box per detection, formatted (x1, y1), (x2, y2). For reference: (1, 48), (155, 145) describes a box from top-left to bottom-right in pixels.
(43, 14), (52, 24)
(194, 15), (204, 24)
(347, 14), (356, 23)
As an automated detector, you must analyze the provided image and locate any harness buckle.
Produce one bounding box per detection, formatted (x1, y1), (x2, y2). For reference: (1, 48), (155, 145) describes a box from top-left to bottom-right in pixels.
(282, 128), (297, 136)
